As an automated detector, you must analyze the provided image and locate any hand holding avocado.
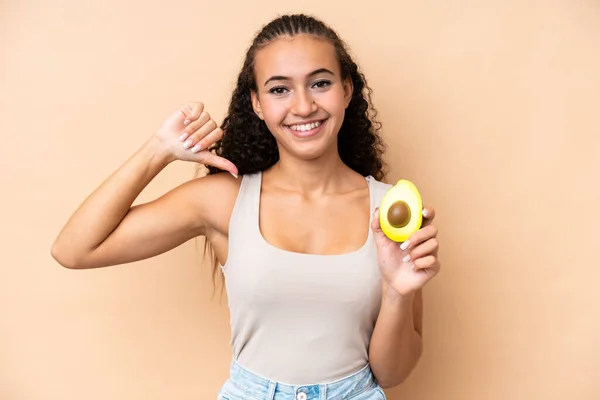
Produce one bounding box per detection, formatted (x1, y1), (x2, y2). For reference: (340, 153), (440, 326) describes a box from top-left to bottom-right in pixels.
(371, 179), (440, 297)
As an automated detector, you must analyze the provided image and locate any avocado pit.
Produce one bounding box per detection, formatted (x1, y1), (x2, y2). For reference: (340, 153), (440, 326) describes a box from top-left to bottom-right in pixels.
(387, 200), (411, 228)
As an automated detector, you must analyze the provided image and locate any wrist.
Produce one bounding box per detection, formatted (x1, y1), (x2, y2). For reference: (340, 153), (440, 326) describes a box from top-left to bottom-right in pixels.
(382, 283), (415, 308)
(143, 136), (176, 166)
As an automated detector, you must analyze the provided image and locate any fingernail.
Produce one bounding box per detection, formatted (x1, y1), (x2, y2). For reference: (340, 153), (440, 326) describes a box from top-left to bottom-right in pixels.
(183, 139), (193, 149)
(179, 132), (189, 141)
(184, 119), (190, 125)
(400, 240), (410, 251)
(230, 172), (238, 179)
(410, 262), (416, 270)
(190, 143), (202, 153)
(422, 209), (429, 217)
(403, 254), (411, 263)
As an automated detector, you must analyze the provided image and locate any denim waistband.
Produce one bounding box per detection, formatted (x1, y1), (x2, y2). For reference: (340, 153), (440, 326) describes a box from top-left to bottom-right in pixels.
(225, 360), (378, 400)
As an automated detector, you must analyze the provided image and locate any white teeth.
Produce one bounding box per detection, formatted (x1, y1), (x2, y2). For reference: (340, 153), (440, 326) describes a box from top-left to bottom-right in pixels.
(288, 120), (322, 131)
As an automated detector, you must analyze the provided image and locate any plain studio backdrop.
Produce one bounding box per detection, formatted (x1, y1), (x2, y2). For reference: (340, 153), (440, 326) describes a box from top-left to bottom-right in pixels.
(1, 0), (599, 399)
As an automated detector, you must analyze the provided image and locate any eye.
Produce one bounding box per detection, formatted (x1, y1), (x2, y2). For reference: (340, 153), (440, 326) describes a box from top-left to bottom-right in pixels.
(269, 86), (288, 95)
(312, 80), (332, 89)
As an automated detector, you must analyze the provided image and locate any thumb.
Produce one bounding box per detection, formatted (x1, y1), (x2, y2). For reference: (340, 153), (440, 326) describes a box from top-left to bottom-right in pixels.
(371, 207), (382, 232)
(197, 152), (239, 177)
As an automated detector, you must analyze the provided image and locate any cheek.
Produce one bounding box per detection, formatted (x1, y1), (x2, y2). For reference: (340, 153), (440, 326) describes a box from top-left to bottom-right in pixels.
(319, 90), (347, 114)
(261, 98), (288, 124)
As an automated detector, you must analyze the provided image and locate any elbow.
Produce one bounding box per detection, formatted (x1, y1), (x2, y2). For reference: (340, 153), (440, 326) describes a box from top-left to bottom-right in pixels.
(379, 382), (398, 390)
(377, 370), (414, 390)
(379, 377), (409, 390)
(51, 241), (86, 269)
(378, 373), (410, 389)
(376, 344), (423, 389)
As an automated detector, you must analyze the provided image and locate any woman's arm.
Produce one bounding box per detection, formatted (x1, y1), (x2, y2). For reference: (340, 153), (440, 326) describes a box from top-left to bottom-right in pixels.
(51, 102), (238, 269)
(368, 206), (440, 388)
(368, 286), (424, 389)
(51, 137), (206, 269)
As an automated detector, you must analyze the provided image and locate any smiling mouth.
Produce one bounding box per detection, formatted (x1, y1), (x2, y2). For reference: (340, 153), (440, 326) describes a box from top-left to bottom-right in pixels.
(285, 119), (326, 132)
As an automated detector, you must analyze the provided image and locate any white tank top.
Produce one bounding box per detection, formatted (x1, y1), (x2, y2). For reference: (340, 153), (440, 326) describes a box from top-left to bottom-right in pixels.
(222, 171), (392, 384)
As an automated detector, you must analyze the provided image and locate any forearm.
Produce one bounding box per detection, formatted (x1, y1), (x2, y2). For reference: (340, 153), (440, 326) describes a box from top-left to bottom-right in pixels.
(52, 136), (173, 265)
(368, 286), (423, 388)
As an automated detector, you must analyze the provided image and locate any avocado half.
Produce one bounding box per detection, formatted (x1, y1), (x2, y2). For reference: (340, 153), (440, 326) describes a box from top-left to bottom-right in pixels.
(379, 179), (423, 242)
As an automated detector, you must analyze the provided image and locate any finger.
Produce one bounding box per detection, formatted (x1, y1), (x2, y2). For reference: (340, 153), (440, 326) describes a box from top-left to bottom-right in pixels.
(183, 119), (217, 151)
(180, 102), (205, 125)
(191, 128), (224, 153)
(370, 208), (387, 242)
(400, 224), (438, 251)
(413, 255), (439, 271)
(371, 207), (400, 250)
(371, 208), (382, 233)
(420, 206), (436, 227)
(198, 152), (238, 176)
(404, 238), (438, 263)
(179, 111), (211, 142)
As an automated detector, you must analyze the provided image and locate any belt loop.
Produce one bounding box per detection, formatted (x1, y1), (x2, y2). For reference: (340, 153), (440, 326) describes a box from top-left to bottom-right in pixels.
(320, 384), (327, 400)
(266, 381), (276, 400)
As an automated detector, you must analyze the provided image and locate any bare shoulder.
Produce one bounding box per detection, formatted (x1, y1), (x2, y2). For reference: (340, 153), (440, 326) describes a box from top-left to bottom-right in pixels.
(181, 171), (242, 236)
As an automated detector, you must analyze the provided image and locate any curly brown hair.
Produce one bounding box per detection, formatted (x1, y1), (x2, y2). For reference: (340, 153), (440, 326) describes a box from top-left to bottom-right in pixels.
(206, 13), (386, 179)
(202, 14), (387, 292)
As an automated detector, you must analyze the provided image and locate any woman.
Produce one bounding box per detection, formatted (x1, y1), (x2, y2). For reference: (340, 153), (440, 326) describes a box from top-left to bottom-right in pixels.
(51, 13), (441, 400)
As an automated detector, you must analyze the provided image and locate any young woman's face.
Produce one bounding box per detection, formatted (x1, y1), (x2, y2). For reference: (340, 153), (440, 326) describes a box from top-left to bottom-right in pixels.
(251, 34), (353, 161)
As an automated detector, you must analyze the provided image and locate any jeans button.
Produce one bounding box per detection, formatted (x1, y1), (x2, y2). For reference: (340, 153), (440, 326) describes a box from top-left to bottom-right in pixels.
(296, 392), (307, 400)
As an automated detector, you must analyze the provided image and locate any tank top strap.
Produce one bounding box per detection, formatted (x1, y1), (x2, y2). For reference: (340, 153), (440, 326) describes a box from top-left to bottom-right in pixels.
(227, 172), (263, 251)
(366, 176), (393, 211)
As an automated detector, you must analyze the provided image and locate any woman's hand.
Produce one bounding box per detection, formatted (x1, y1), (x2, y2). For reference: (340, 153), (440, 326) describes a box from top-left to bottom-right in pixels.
(371, 206), (440, 298)
(155, 101), (238, 176)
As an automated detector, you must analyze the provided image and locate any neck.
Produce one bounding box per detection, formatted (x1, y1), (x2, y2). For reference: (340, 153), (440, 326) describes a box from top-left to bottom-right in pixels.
(268, 146), (348, 196)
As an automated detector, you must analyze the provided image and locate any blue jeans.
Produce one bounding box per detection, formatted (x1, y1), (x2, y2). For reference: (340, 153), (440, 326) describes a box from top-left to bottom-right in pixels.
(218, 360), (386, 399)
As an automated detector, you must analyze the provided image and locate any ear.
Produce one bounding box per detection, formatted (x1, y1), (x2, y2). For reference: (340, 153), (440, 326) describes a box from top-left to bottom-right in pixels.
(343, 77), (354, 108)
(251, 90), (264, 120)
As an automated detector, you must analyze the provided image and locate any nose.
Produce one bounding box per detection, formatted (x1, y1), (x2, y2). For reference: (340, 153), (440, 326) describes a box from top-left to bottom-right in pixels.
(291, 90), (317, 116)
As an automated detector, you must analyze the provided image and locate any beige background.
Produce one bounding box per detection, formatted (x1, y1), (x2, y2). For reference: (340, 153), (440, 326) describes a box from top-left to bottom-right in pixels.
(1, 0), (599, 399)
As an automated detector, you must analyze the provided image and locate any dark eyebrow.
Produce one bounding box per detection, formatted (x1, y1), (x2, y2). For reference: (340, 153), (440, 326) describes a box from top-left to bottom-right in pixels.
(264, 68), (335, 86)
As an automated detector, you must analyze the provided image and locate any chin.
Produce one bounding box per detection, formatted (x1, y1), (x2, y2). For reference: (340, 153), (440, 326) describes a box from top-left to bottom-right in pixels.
(283, 139), (337, 161)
